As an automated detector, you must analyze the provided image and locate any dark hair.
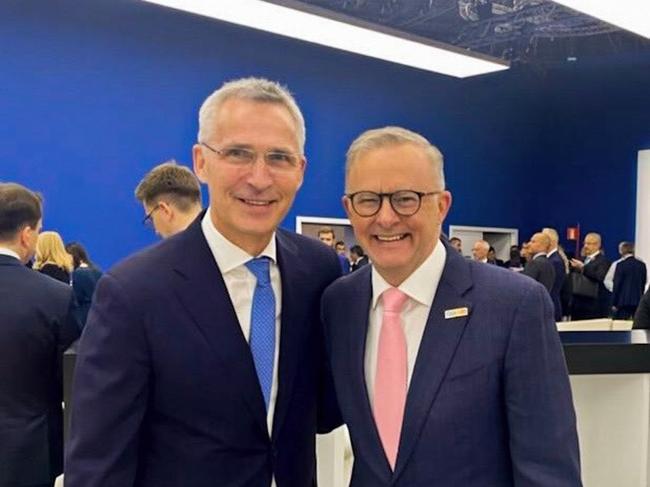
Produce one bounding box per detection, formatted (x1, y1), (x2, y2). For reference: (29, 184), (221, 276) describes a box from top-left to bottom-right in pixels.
(0, 182), (42, 241)
(335, 240), (345, 247)
(449, 237), (461, 243)
(65, 241), (93, 269)
(350, 244), (365, 257)
(620, 241), (635, 255)
(135, 160), (201, 212)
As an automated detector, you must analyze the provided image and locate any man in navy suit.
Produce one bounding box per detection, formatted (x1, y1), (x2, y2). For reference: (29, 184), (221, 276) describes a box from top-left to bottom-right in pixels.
(321, 127), (581, 486)
(607, 242), (647, 319)
(65, 78), (342, 486)
(522, 232), (555, 294)
(0, 183), (81, 487)
(543, 227), (567, 321)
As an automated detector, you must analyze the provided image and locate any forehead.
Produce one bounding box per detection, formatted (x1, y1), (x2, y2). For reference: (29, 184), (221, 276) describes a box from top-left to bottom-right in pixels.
(209, 98), (299, 148)
(585, 236), (599, 244)
(347, 143), (438, 190)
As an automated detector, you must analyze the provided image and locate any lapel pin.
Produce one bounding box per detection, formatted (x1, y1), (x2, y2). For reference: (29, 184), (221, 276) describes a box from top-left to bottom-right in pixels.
(444, 307), (469, 319)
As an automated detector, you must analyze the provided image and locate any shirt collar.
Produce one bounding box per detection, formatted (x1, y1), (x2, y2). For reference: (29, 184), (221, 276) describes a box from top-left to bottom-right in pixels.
(201, 209), (276, 273)
(547, 248), (558, 257)
(533, 252), (547, 259)
(586, 250), (600, 259)
(0, 247), (21, 261)
(371, 239), (446, 309)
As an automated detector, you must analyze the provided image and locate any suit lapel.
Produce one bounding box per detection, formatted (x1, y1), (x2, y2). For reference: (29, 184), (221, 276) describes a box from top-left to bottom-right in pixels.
(271, 232), (310, 440)
(171, 217), (268, 436)
(393, 247), (473, 479)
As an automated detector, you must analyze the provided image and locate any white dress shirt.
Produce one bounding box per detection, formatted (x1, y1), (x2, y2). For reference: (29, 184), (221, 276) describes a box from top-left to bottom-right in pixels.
(365, 240), (446, 408)
(0, 247), (21, 260)
(201, 210), (281, 436)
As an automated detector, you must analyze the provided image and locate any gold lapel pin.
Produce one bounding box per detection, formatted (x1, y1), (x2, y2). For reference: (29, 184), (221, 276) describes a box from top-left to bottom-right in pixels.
(444, 307), (469, 319)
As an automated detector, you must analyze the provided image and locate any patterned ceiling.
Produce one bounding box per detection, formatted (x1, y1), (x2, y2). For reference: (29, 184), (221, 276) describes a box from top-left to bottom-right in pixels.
(272, 0), (650, 67)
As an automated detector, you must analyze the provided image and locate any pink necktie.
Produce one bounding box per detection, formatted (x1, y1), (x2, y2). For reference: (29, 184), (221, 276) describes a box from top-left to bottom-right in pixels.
(374, 287), (409, 470)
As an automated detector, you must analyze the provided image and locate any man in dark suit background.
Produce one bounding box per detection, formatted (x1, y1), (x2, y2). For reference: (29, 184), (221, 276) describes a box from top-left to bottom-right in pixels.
(322, 126), (580, 486)
(570, 232), (611, 320)
(0, 183), (81, 487)
(522, 232), (555, 294)
(65, 78), (342, 486)
(349, 244), (369, 271)
(606, 241), (647, 319)
(543, 227), (568, 321)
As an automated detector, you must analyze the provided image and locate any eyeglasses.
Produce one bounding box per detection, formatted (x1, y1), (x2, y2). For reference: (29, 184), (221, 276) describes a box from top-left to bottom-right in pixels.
(346, 190), (442, 217)
(142, 204), (161, 227)
(200, 142), (301, 172)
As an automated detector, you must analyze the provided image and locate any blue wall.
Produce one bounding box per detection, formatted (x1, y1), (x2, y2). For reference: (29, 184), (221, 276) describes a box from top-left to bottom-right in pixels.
(1, 0), (648, 267)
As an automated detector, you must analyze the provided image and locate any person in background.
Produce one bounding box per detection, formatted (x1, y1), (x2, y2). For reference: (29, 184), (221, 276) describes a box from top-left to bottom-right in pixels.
(322, 126), (580, 485)
(633, 287), (650, 329)
(449, 236), (462, 253)
(605, 241), (647, 319)
(522, 232), (555, 294)
(542, 228), (568, 321)
(318, 226), (350, 274)
(0, 182), (80, 487)
(33, 231), (73, 284)
(570, 232), (611, 319)
(135, 160), (203, 239)
(65, 242), (103, 328)
(350, 244), (369, 271)
(487, 246), (505, 267)
(504, 244), (523, 271)
(335, 240), (346, 256)
(471, 239), (489, 263)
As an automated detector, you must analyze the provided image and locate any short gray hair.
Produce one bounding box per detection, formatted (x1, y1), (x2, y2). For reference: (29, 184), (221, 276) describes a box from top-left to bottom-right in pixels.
(345, 126), (445, 188)
(197, 77), (306, 153)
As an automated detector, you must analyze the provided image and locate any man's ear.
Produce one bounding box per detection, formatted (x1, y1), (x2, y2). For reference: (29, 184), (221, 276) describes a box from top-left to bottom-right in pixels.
(193, 144), (208, 183)
(158, 201), (174, 219)
(342, 195), (352, 218)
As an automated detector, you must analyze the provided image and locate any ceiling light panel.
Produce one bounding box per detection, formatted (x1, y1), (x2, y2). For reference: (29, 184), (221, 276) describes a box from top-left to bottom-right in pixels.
(143, 0), (509, 78)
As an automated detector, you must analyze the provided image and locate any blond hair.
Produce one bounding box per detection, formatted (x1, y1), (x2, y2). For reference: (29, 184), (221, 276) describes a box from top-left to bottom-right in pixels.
(33, 231), (73, 273)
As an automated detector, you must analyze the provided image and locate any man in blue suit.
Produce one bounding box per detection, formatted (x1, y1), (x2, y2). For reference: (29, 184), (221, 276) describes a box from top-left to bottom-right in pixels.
(543, 227), (568, 321)
(609, 241), (647, 319)
(0, 183), (81, 487)
(322, 127), (581, 486)
(65, 78), (342, 486)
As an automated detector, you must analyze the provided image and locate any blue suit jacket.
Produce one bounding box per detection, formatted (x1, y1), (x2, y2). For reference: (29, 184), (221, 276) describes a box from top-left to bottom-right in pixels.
(613, 257), (647, 308)
(65, 215), (342, 486)
(547, 251), (567, 321)
(322, 243), (581, 486)
(0, 255), (80, 485)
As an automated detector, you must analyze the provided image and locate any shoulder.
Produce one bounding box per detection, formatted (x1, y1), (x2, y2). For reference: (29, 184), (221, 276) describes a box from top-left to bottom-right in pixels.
(277, 228), (340, 270)
(15, 265), (73, 302)
(468, 258), (545, 301)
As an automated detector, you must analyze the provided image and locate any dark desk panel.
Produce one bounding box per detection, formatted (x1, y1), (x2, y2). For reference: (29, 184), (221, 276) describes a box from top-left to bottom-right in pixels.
(560, 330), (650, 375)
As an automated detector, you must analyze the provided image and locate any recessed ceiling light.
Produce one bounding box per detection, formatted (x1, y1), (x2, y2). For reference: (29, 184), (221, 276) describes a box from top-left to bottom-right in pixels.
(142, 0), (509, 78)
(554, 0), (650, 39)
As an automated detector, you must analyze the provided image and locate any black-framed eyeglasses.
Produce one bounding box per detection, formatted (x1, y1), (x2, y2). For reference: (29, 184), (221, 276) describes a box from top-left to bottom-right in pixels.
(142, 204), (161, 227)
(200, 142), (301, 172)
(346, 190), (442, 217)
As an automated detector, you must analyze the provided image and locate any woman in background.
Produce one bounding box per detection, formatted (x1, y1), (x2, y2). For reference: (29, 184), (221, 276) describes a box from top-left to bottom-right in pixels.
(66, 242), (102, 328)
(33, 231), (73, 284)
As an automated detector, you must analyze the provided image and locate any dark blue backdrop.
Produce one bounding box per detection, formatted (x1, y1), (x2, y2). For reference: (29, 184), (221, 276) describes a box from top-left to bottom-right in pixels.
(1, 0), (649, 268)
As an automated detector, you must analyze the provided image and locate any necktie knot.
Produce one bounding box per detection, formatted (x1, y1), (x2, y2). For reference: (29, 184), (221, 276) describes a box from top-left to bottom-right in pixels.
(382, 288), (408, 314)
(246, 257), (271, 286)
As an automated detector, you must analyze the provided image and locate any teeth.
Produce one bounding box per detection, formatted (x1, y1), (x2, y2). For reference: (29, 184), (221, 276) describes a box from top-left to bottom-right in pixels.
(243, 199), (271, 206)
(376, 234), (404, 242)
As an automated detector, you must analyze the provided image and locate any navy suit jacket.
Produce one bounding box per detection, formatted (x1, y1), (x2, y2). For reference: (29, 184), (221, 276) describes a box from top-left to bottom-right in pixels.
(0, 254), (80, 486)
(547, 251), (566, 321)
(322, 243), (581, 486)
(522, 254), (555, 294)
(612, 256), (647, 308)
(65, 216), (342, 486)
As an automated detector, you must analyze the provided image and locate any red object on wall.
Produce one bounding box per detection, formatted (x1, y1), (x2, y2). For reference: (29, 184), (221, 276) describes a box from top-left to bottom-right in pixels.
(567, 227), (579, 240)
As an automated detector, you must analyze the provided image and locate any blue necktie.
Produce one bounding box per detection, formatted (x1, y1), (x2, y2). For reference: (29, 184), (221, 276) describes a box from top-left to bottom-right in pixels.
(245, 257), (276, 411)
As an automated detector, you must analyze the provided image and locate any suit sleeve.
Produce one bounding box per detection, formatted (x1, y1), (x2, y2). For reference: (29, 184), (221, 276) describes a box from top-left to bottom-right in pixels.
(57, 290), (82, 353)
(634, 291), (650, 329)
(317, 252), (344, 434)
(65, 272), (150, 487)
(583, 258), (610, 283)
(504, 283), (582, 486)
